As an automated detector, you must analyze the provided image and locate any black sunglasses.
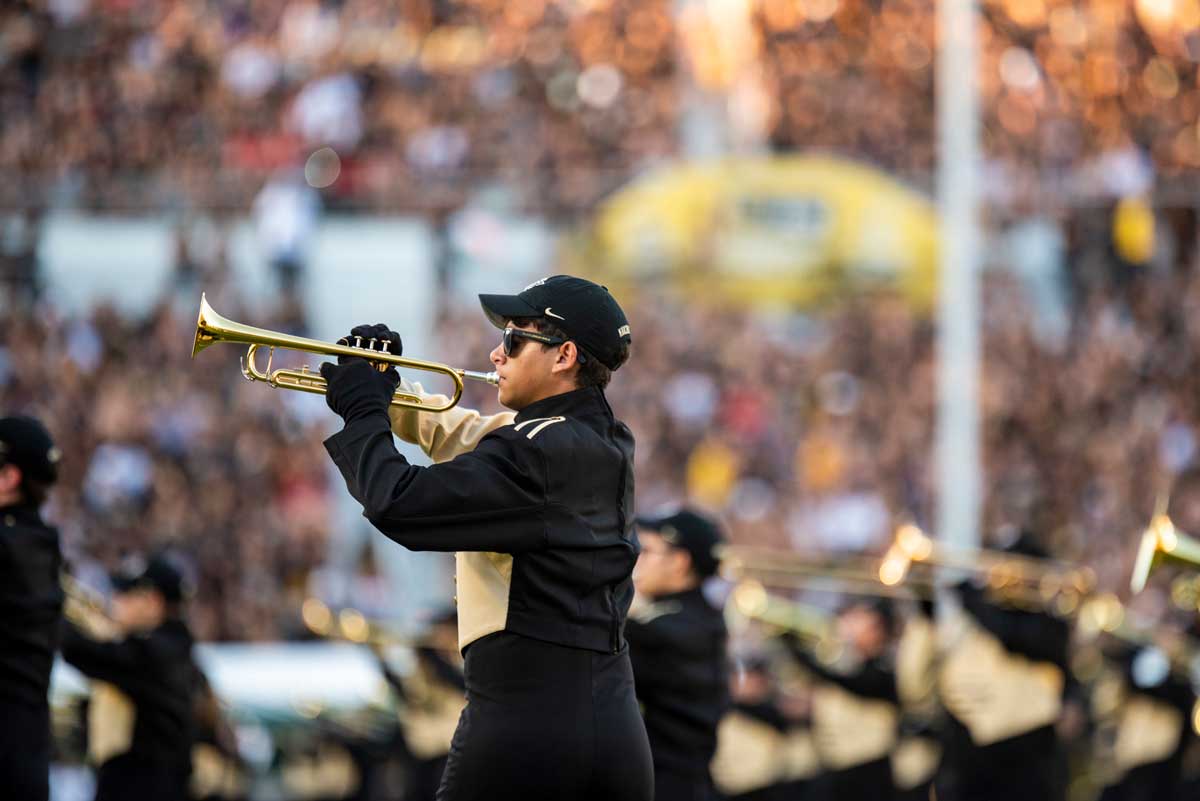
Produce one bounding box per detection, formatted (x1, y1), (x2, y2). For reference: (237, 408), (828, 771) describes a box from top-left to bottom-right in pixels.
(501, 327), (587, 362)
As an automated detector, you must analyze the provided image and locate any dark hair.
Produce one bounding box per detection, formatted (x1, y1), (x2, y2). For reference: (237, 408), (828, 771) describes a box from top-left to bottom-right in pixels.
(512, 318), (624, 391)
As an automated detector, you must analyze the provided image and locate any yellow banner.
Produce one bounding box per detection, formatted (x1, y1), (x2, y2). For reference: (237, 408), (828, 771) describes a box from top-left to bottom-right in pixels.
(575, 155), (938, 310)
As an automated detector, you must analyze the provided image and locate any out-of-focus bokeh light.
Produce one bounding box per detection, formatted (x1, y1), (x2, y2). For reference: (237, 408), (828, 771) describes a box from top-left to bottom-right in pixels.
(304, 147), (342, 189)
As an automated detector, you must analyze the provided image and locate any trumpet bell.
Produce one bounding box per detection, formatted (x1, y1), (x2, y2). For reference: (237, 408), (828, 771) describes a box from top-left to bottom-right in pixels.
(193, 294), (221, 358)
(1130, 514), (1200, 594)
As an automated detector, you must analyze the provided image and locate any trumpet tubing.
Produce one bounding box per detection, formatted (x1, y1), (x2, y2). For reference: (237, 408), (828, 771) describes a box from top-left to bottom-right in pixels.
(192, 294), (498, 413)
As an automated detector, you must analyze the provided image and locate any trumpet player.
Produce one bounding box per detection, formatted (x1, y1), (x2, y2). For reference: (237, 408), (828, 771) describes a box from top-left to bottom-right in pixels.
(61, 554), (196, 801)
(933, 531), (1071, 801)
(0, 415), (63, 801)
(782, 597), (901, 801)
(320, 276), (652, 801)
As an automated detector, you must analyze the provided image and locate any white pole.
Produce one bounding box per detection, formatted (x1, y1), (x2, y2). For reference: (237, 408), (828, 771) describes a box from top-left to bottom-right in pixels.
(936, 0), (982, 553)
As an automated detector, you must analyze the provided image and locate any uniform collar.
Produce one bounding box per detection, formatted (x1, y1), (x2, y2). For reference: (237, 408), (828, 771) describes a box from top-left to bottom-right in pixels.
(0, 503), (45, 528)
(514, 386), (611, 423)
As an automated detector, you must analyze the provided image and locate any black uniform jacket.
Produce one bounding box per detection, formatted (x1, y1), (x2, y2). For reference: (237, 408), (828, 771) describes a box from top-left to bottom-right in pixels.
(625, 587), (729, 777)
(326, 386), (638, 654)
(61, 617), (195, 797)
(0, 503), (63, 711)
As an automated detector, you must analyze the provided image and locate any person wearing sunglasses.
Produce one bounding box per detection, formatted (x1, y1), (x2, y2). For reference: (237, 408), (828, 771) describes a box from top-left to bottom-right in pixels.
(319, 275), (648, 801)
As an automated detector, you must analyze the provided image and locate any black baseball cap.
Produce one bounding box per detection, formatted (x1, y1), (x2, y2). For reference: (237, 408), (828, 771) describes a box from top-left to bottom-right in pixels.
(0, 416), (60, 485)
(479, 275), (632, 371)
(636, 508), (725, 578)
(111, 554), (187, 603)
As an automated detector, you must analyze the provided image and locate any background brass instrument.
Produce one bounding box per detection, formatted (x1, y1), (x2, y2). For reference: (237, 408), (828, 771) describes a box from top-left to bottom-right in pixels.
(727, 580), (847, 664)
(192, 294), (498, 413)
(718, 544), (936, 599)
(882, 524), (1096, 614)
(1129, 514), (1200, 594)
(722, 525), (1095, 616)
(301, 598), (415, 648)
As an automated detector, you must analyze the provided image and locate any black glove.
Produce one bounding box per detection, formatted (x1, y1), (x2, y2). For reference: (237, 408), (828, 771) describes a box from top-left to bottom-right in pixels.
(320, 359), (400, 423)
(337, 323), (403, 364)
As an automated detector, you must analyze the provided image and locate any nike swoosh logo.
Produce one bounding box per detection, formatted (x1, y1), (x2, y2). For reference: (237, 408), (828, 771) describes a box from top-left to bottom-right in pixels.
(544, 307), (565, 320)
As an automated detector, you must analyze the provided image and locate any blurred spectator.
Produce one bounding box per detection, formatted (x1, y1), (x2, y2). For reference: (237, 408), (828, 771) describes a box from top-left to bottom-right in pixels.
(252, 169), (321, 295)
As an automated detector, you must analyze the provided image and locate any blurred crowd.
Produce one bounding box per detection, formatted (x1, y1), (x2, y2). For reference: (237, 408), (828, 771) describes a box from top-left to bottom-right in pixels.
(436, 199), (1200, 613)
(2, 0), (1199, 215)
(0, 292), (331, 642)
(1, 197), (1198, 639)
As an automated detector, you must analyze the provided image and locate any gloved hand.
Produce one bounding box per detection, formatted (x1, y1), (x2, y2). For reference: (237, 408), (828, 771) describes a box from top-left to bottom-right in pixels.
(320, 358), (400, 423)
(337, 323), (403, 364)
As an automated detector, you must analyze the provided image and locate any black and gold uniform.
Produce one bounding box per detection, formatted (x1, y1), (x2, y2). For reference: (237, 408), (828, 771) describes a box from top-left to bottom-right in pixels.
(710, 658), (820, 801)
(1095, 643), (1196, 801)
(62, 556), (196, 801)
(783, 601), (901, 801)
(322, 276), (651, 801)
(374, 612), (466, 801)
(891, 600), (943, 801)
(190, 666), (246, 801)
(0, 416), (63, 801)
(934, 573), (1070, 801)
(625, 510), (729, 801)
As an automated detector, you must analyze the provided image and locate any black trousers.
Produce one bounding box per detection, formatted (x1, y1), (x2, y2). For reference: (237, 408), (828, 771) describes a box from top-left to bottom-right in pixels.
(0, 700), (49, 801)
(95, 754), (189, 801)
(437, 633), (653, 801)
(655, 766), (716, 801)
(937, 725), (1063, 801)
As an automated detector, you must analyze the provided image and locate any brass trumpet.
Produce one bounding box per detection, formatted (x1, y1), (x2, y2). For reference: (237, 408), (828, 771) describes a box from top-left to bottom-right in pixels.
(192, 294), (498, 413)
(1129, 514), (1200, 594)
(881, 524), (1095, 613)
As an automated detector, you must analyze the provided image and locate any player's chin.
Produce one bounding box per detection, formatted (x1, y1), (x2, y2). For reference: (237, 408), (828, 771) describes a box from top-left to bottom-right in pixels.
(496, 383), (513, 408)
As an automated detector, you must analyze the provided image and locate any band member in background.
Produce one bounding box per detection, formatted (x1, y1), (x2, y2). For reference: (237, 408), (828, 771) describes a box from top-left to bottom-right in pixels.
(710, 654), (819, 801)
(62, 554), (196, 801)
(891, 597), (943, 801)
(372, 607), (465, 801)
(320, 275), (652, 801)
(933, 532), (1071, 801)
(625, 509), (730, 801)
(1095, 466), (1200, 801)
(190, 665), (246, 801)
(783, 597), (900, 801)
(0, 415), (63, 801)
(1094, 638), (1195, 801)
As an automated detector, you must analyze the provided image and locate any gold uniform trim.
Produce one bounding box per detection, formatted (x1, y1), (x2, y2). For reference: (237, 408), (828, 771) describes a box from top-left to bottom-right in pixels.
(389, 382), (519, 651)
(1112, 695), (1184, 774)
(455, 551), (514, 652)
(398, 662), (468, 760)
(891, 736), (941, 790)
(88, 681), (135, 765)
(810, 682), (899, 770)
(938, 615), (1064, 746)
(711, 711), (788, 794)
(191, 743), (246, 798)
